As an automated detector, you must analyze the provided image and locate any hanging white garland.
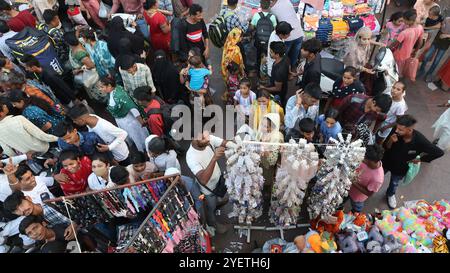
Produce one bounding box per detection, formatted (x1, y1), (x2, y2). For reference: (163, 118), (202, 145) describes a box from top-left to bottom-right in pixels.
(307, 133), (366, 220)
(225, 133), (265, 225)
(270, 138), (319, 226)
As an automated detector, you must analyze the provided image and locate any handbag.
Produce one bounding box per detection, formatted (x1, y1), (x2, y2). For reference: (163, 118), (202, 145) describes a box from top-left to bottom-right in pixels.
(401, 157), (421, 186)
(194, 145), (228, 198)
(82, 68), (100, 90)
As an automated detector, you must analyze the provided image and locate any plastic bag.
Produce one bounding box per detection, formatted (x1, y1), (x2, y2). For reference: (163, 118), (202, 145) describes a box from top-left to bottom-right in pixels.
(98, 2), (111, 19)
(401, 157), (420, 186)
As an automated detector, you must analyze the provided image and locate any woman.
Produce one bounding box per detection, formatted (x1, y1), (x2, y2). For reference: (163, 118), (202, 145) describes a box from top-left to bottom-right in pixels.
(221, 28), (245, 81)
(99, 76), (149, 153)
(55, 150), (92, 195)
(251, 90), (284, 132)
(145, 135), (181, 172)
(256, 113), (283, 201)
(144, 0), (171, 53)
(64, 31), (107, 103)
(80, 28), (115, 78)
(88, 153), (116, 191)
(152, 50), (187, 104)
(80, 0), (105, 29)
(106, 16), (145, 59)
(8, 90), (64, 135)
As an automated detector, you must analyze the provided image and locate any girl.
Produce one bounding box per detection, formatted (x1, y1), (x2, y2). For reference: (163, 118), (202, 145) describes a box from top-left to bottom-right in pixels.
(54, 150), (92, 195)
(324, 66), (365, 113)
(99, 76), (149, 153)
(317, 109), (342, 144)
(126, 151), (158, 183)
(8, 90), (64, 135)
(87, 153), (116, 191)
(381, 12), (405, 45)
(389, 9), (424, 80)
(376, 81), (408, 144)
(223, 61), (241, 105)
(80, 28), (116, 79)
(234, 78), (257, 122)
(251, 90), (284, 132)
(145, 135), (181, 172)
(181, 55), (211, 109)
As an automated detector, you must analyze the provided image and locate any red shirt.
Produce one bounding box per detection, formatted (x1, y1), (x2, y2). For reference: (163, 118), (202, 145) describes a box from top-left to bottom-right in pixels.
(144, 11), (171, 52)
(145, 100), (164, 137)
(60, 156), (92, 195)
(7, 10), (36, 32)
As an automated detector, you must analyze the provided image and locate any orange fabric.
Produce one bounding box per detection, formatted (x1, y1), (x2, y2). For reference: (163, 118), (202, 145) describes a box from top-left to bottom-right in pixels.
(438, 59), (450, 86)
(24, 85), (55, 107)
(221, 28), (245, 81)
(310, 210), (345, 234)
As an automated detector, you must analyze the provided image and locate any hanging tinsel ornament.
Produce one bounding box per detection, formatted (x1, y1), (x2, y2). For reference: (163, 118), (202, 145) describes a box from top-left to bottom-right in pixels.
(307, 133), (366, 220)
(270, 138), (319, 226)
(225, 133), (265, 225)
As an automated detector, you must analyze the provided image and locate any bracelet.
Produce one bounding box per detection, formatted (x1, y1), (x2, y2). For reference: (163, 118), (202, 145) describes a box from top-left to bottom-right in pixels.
(8, 181), (18, 186)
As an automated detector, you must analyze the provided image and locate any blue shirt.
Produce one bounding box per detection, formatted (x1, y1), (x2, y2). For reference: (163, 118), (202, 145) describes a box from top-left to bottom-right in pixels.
(58, 131), (106, 157)
(317, 114), (342, 143)
(188, 68), (211, 91)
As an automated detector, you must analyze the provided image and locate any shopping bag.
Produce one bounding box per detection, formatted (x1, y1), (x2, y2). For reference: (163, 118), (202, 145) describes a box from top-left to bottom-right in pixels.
(82, 68), (100, 90)
(401, 157), (421, 186)
(401, 57), (419, 82)
(98, 2), (111, 19)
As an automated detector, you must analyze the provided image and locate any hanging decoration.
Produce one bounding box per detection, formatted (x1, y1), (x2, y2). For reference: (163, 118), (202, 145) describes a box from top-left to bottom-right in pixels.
(225, 133), (265, 225)
(270, 138), (319, 226)
(307, 133), (366, 219)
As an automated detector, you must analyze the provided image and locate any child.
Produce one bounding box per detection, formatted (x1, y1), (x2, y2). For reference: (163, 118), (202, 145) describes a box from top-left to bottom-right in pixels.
(324, 66), (365, 113)
(347, 145), (385, 213)
(381, 12), (405, 45)
(54, 150), (92, 195)
(87, 153), (115, 191)
(234, 78), (257, 122)
(126, 151), (157, 183)
(223, 61), (241, 105)
(317, 109), (342, 144)
(183, 55), (211, 109)
(376, 81), (408, 144)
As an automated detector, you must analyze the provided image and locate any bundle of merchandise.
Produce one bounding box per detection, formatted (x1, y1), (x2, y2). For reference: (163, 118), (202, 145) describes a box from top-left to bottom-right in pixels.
(225, 134), (265, 224)
(307, 134), (366, 219)
(269, 138), (319, 226)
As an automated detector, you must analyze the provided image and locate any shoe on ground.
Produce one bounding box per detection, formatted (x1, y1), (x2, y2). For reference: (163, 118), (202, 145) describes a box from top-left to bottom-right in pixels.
(387, 195), (397, 209)
(216, 223), (229, 234)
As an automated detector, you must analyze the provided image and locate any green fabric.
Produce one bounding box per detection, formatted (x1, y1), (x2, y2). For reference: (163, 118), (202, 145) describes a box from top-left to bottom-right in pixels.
(107, 85), (141, 118)
(72, 50), (89, 66)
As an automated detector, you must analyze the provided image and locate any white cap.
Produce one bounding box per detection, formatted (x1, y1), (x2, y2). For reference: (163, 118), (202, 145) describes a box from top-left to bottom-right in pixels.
(164, 167), (180, 177)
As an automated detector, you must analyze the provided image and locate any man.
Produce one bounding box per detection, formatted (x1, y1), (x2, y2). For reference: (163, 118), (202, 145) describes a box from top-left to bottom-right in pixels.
(37, 9), (69, 64)
(134, 87), (164, 137)
(382, 115), (444, 209)
(285, 82), (321, 132)
(285, 117), (316, 143)
(22, 54), (76, 106)
(297, 38), (322, 89)
(118, 56), (156, 97)
(108, 0), (149, 39)
(186, 131), (236, 236)
(337, 93), (392, 134)
(259, 41), (290, 107)
(178, 4), (210, 61)
(68, 104), (131, 166)
(0, 0), (37, 32)
(270, 0), (305, 72)
(219, 0), (248, 33)
(0, 20), (17, 61)
(0, 98), (58, 157)
(266, 21), (293, 76)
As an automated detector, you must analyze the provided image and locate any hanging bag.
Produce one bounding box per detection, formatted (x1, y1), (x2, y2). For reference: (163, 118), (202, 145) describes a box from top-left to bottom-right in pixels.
(401, 156), (421, 186)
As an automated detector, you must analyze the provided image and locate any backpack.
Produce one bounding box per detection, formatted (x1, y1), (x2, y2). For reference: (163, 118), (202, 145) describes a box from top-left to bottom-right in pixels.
(255, 12), (274, 50)
(208, 11), (233, 48)
(145, 96), (177, 137)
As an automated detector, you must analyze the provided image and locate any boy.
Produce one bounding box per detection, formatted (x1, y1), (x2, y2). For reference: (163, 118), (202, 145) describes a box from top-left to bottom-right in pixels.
(38, 9), (69, 63)
(118, 56), (156, 97)
(67, 104), (130, 166)
(296, 38), (322, 89)
(133, 87), (165, 137)
(347, 145), (385, 213)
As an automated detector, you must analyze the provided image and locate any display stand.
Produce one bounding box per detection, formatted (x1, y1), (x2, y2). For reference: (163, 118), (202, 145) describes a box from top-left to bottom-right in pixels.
(234, 223), (311, 243)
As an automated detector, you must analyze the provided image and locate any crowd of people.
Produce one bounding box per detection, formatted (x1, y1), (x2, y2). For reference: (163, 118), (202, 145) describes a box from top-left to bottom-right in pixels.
(0, 0), (448, 253)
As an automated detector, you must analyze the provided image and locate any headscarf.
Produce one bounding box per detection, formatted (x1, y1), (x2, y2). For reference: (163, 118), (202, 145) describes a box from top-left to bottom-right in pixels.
(106, 17), (145, 59)
(251, 98), (285, 132)
(221, 28), (245, 80)
(343, 26), (373, 71)
(152, 50), (186, 103)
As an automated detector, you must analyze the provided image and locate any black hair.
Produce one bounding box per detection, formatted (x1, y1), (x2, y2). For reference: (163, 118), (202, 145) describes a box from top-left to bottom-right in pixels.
(260, 0), (271, 10)
(52, 120), (75, 138)
(257, 89), (272, 99)
(239, 78), (251, 88)
(304, 82), (322, 100)
(0, 69), (26, 86)
(22, 54), (41, 68)
(14, 164), (32, 181)
(325, 108), (339, 120)
(228, 0), (239, 7)
(130, 151), (146, 165)
(299, 118), (315, 133)
(373, 94), (392, 114)
(91, 153), (110, 165)
(144, 0), (157, 10)
(133, 86), (153, 102)
(189, 4), (203, 16)
(3, 191), (26, 214)
(188, 47), (203, 58)
(110, 166), (129, 185)
(343, 66), (358, 78)
(100, 76), (116, 87)
(67, 103), (89, 120)
(394, 80), (406, 91)
(227, 61), (239, 74)
(119, 55), (137, 70)
(269, 41), (286, 57)
(0, 19), (10, 33)
(63, 31), (80, 46)
(0, 0), (12, 11)
(275, 21), (293, 36)
(403, 9), (418, 22)
(396, 114), (417, 127)
(301, 38), (322, 55)
(80, 27), (96, 41)
(147, 137), (167, 154)
(188, 55), (203, 67)
(59, 150), (80, 163)
(365, 144), (384, 162)
(0, 56), (7, 68)
(389, 11), (404, 22)
(19, 215), (45, 235)
(8, 89), (54, 115)
(429, 5), (440, 16)
(0, 96), (9, 114)
(43, 9), (58, 25)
